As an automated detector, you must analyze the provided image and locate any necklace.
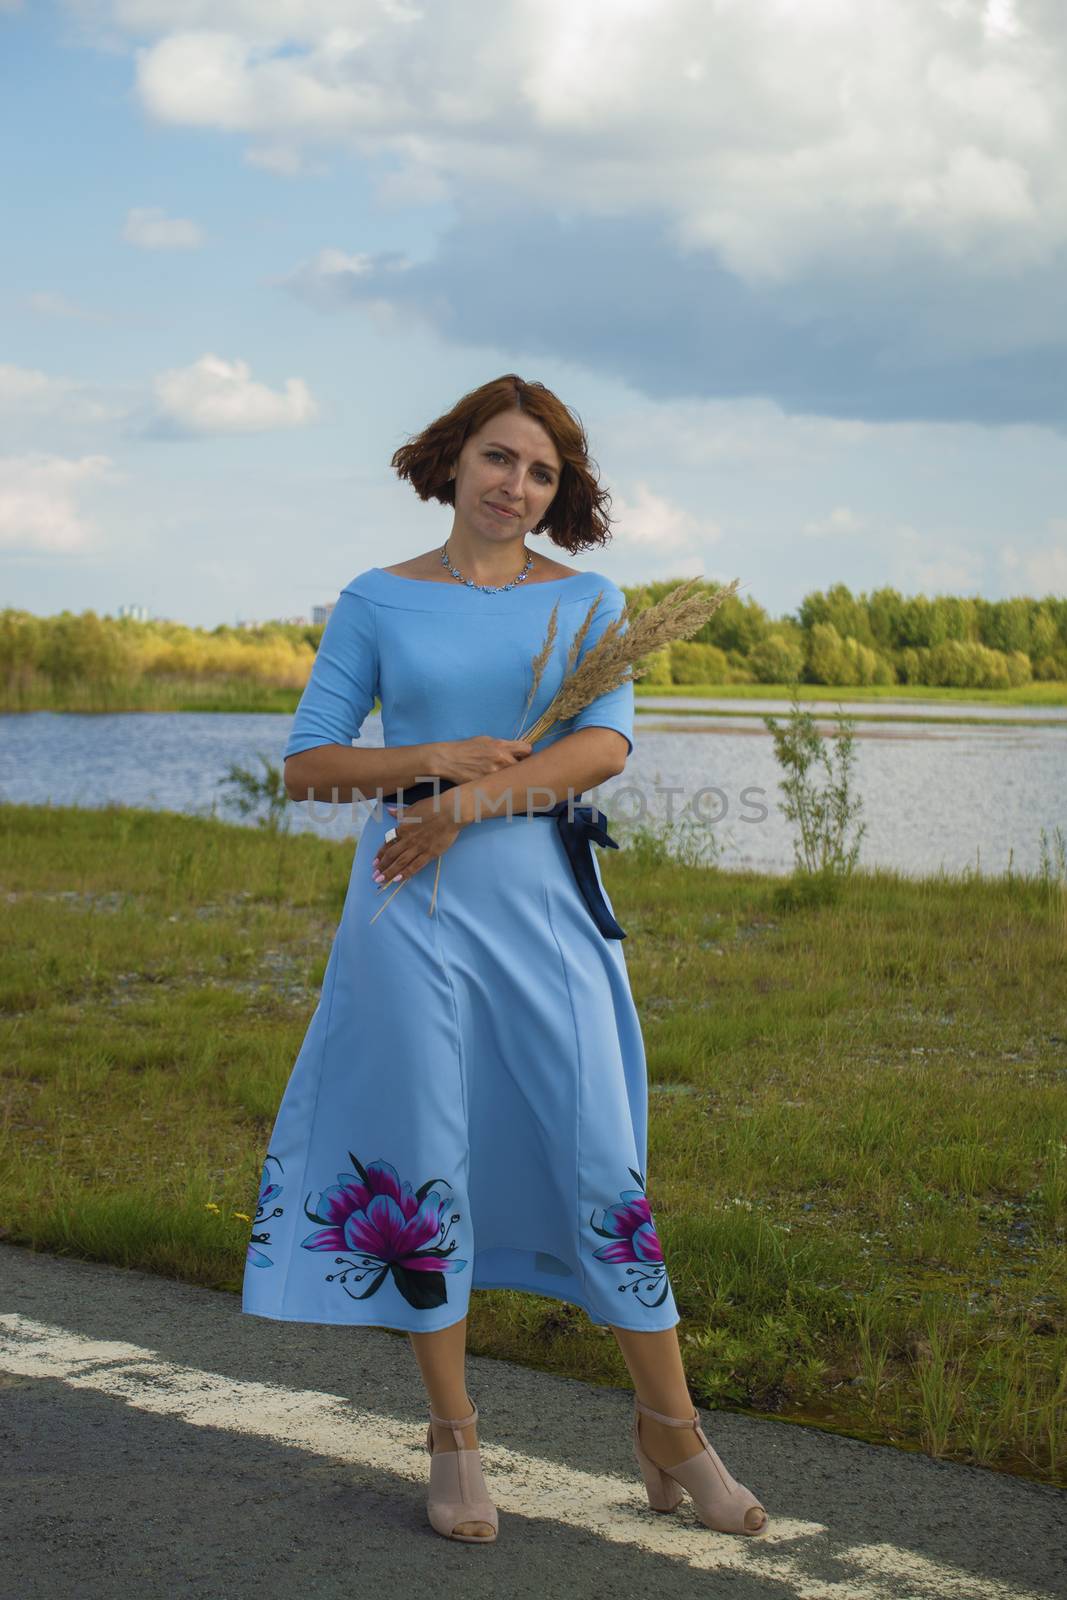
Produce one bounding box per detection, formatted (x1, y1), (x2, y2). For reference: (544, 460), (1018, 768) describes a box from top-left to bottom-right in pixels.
(440, 540), (534, 594)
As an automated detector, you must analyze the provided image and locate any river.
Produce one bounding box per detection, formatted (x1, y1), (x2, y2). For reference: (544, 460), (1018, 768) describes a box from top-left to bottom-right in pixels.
(1, 701), (1063, 877)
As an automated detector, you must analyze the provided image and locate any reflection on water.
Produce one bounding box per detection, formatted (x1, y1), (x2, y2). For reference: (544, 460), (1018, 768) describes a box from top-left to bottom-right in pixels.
(1, 707), (1063, 878)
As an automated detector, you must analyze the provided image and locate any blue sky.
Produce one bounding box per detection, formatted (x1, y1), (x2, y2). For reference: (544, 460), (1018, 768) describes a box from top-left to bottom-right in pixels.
(2, 0), (1065, 627)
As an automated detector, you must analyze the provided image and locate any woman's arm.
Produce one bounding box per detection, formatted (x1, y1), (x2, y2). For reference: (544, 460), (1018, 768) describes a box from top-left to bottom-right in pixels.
(284, 741), (447, 803)
(451, 728), (627, 825)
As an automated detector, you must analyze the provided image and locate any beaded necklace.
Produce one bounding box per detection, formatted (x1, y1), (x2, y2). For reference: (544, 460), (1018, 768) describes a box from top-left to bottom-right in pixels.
(439, 540), (534, 594)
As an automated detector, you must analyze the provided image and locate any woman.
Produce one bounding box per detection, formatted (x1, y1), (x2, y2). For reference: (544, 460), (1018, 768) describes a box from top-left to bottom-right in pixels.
(241, 373), (768, 1543)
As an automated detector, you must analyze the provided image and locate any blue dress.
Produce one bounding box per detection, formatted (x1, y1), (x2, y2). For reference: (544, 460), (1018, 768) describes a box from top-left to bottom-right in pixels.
(241, 566), (680, 1334)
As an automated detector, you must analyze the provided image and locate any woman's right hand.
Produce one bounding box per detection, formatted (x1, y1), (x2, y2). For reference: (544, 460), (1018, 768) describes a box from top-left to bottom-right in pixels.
(434, 735), (535, 784)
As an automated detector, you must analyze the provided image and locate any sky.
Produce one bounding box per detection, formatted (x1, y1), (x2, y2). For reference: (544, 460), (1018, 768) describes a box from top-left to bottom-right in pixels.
(2, 0), (1066, 628)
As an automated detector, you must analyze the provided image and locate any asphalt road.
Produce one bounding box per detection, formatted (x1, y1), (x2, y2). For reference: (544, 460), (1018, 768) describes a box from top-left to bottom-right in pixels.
(1, 1241), (1063, 1600)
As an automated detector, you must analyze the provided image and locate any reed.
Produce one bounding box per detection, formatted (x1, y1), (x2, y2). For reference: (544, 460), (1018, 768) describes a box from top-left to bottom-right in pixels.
(517, 574), (741, 745)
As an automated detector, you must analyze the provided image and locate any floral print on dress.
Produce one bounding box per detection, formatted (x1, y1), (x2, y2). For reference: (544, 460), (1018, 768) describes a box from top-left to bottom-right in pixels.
(247, 1153), (285, 1268)
(301, 1150), (468, 1311)
(590, 1166), (672, 1310)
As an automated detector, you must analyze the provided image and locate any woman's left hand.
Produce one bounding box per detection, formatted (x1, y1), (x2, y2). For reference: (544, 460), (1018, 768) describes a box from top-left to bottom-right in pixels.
(373, 793), (464, 888)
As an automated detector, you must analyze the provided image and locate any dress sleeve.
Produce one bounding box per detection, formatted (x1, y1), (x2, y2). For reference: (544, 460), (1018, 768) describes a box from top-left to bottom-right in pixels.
(283, 589), (380, 759)
(563, 585), (634, 760)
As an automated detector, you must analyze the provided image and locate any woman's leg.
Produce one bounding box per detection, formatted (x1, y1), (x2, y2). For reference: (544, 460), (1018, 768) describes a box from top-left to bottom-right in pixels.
(407, 1318), (478, 1447)
(408, 1318), (494, 1538)
(609, 1323), (706, 1466)
(409, 1318), (495, 1542)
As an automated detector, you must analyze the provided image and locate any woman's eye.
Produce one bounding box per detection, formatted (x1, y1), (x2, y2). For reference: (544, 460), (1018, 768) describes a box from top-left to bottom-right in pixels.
(486, 449), (551, 483)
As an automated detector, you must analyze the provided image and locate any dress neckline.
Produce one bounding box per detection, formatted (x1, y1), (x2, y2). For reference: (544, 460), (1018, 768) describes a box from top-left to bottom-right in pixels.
(373, 566), (586, 588)
(347, 566), (613, 613)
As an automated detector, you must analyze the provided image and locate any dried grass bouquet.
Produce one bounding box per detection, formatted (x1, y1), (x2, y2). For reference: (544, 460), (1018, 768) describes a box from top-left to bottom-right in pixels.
(371, 573), (741, 923)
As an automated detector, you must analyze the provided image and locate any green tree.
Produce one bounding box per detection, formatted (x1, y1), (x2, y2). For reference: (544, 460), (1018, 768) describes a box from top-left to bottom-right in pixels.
(692, 591), (771, 654)
(980, 597), (1032, 655)
(0, 610), (45, 698)
(749, 633), (804, 684)
(806, 622), (847, 684)
(866, 586), (906, 652)
(934, 595), (977, 643)
(1032, 607), (1057, 659)
(669, 640), (730, 684)
(898, 595), (947, 649)
(798, 583), (874, 648)
(637, 645), (672, 685)
(38, 612), (137, 687)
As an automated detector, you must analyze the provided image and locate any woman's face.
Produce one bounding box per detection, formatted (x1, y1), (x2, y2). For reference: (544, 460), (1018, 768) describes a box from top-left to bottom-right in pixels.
(450, 410), (562, 541)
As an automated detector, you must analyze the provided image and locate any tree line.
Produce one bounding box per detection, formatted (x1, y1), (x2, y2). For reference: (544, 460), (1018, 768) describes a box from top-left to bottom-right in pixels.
(628, 580), (1067, 689)
(0, 611), (316, 710)
(2, 579), (1065, 710)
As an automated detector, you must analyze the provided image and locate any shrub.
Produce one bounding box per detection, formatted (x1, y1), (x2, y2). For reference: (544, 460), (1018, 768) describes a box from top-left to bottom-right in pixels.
(806, 622), (889, 686)
(919, 639), (1033, 690)
(637, 645), (672, 686)
(749, 633), (804, 684)
(762, 690), (867, 876)
(669, 640), (730, 685)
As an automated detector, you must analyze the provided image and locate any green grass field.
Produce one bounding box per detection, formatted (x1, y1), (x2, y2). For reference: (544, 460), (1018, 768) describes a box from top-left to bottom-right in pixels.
(634, 680), (1067, 705)
(3, 675), (1066, 716)
(1, 802), (1064, 1486)
(633, 680), (1067, 729)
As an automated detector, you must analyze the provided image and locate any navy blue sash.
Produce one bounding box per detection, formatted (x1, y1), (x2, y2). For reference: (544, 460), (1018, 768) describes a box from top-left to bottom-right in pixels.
(380, 778), (626, 940)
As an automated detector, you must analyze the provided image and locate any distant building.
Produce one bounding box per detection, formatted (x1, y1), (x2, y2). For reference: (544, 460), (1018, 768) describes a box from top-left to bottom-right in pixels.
(311, 602), (336, 626)
(117, 603), (150, 621)
(279, 614), (308, 627)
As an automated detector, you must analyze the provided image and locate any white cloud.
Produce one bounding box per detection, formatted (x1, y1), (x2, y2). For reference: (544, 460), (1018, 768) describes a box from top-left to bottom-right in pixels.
(122, 205), (205, 249)
(0, 454), (121, 554)
(983, 0), (1021, 41)
(148, 353), (319, 434)
(607, 481), (721, 577)
(243, 141), (327, 176)
(601, 397), (884, 472)
(279, 245), (389, 299)
(133, 28), (382, 135)
(901, 555), (987, 593)
(84, 0), (1067, 285)
(892, 523), (987, 593)
(373, 160), (452, 207)
(275, 245), (414, 328)
(1000, 528), (1067, 594)
(803, 506), (867, 538)
(0, 364), (126, 425)
(25, 290), (109, 322)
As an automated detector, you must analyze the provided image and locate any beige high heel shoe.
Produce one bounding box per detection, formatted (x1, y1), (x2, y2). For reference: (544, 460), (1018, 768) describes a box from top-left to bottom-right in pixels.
(633, 1396), (768, 1535)
(424, 1398), (499, 1543)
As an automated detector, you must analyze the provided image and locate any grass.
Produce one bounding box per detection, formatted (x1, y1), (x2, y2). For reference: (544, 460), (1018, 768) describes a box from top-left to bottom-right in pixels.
(4, 676), (1066, 717)
(633, 680), (1067, 707)
(1, 801), (1064, 1487)
(0, 676), (302, 715)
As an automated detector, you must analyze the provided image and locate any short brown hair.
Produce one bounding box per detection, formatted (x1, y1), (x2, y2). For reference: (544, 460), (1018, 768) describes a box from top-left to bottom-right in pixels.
(390, 373), (614, 555)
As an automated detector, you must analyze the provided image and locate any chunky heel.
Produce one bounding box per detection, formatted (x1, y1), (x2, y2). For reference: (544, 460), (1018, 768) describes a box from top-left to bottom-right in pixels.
(632, 1396), (768, 1536)
(632, 1394), (685, 1510)
(634, 1438), (687, 1512)
(425, 1398), (498, 1543)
